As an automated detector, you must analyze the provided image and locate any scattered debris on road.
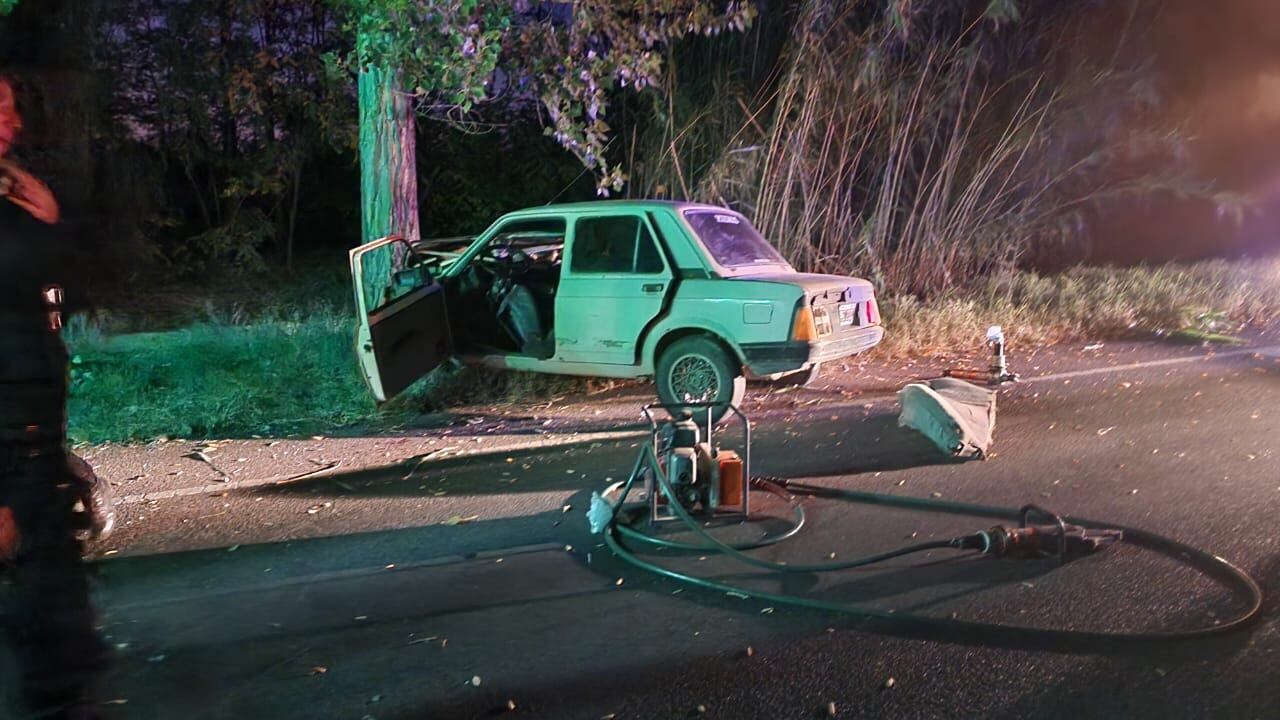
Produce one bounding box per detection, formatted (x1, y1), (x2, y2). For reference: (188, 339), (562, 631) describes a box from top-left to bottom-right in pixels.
(184, 447), (231, 481)
(441, 514), (479, 526)
(271, 462), (340, 486)
(402, 448), (455, 480)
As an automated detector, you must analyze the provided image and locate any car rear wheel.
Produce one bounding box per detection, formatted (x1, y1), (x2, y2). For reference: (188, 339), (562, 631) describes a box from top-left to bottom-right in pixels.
(656, 336), (745, 425)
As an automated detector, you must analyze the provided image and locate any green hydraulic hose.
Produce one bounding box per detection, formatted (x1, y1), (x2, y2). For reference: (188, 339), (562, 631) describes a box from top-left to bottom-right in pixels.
(616, 477), (956, 572)
(601, 470), (1264, 651)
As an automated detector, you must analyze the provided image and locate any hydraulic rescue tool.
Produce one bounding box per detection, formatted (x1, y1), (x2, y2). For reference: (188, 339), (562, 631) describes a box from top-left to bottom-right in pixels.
(589, 397), (1262, 648)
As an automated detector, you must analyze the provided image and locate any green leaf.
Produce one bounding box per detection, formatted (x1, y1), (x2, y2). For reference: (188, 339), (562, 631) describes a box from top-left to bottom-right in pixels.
(984, 0), (1023, 23)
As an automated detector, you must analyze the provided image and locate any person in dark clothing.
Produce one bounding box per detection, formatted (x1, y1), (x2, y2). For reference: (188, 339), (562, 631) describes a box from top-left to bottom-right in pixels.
(0, 74), (106, 720)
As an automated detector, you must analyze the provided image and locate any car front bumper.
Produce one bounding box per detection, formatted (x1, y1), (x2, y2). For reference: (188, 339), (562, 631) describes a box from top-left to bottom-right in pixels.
(740, 325), (885, 375)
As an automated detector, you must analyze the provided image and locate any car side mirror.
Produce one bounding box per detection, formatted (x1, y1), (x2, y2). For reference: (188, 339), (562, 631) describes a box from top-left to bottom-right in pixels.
(392, 265), (432, 292)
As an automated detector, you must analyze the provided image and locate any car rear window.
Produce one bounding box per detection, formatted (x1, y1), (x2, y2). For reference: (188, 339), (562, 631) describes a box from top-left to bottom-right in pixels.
(682, 210), (787, 268)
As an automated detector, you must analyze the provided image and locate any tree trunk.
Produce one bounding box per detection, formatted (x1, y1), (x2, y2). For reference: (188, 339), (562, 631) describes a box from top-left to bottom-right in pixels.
(358, 64), (419, 265)
(285, 157), (301, 271)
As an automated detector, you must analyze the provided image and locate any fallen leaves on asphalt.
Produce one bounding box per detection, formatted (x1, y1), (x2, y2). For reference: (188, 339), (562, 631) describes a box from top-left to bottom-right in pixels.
(441, 514), (479, 526)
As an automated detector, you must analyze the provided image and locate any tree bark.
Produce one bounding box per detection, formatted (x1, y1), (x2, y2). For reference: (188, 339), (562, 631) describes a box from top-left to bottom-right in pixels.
(358, 64), (419, 265)
(285, 158), (301, 270)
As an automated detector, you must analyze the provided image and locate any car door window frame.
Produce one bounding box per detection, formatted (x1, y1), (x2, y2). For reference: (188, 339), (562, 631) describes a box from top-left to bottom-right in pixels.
(568, 213), (668, 276)
(449, 215), (566, 277)
(355, 236), (421, 316)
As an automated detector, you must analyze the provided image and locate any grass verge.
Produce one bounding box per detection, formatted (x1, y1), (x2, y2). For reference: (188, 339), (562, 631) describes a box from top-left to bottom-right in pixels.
(67, 314), (380, 442)
(67, 257), (1280, 444)
(878, 258), (1280, 357)
(65, 310), (589, 443)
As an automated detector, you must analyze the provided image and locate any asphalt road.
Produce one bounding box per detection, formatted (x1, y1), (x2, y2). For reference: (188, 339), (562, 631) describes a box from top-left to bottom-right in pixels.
(17, 340), (1280, 719)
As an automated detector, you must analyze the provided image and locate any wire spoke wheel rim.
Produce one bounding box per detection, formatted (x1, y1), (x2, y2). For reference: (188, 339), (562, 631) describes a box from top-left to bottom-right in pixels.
(668, 353), (720, 404)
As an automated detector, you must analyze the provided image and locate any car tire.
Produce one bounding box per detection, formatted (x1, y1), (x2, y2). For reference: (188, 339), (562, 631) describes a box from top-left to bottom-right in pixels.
(656, 336), (745, 425)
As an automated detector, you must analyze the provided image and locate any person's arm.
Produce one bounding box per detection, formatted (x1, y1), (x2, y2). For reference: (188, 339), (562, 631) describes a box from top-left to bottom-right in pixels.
(0, 160), (59, 225)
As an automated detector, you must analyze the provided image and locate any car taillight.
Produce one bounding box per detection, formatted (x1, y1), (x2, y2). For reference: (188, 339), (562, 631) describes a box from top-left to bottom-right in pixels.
(792, 305), (817, 342)
(865, 297), (880, 325)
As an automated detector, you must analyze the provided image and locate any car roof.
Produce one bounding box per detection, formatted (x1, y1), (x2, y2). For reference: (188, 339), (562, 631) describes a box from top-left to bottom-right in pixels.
(500, 199), (732, 219)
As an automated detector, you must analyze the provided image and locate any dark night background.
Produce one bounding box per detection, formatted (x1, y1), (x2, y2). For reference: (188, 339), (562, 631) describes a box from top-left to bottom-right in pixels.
(1, 0), (1278, 306)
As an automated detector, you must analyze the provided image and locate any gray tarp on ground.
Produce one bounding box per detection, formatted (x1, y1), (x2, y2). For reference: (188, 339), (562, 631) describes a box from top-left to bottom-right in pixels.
(898, 377), (996, 460)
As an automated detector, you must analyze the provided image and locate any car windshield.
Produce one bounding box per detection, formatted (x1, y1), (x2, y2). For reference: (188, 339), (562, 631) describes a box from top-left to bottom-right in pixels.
(683, 210), (789, 268)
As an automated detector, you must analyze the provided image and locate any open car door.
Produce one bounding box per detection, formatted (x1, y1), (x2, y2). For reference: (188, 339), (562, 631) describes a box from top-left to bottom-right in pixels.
(350, 236), (454, 403)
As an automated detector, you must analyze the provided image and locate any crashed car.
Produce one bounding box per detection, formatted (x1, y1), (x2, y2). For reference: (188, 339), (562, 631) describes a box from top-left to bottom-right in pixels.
(349, 200), (884, 420)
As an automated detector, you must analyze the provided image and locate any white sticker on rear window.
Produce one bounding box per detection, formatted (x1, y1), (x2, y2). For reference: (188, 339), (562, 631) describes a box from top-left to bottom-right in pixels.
(713, 214), (740, 224)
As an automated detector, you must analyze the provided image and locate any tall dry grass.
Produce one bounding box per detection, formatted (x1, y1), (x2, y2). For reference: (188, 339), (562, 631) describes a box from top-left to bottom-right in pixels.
(877, 257), (1280, 357)
(633, 0), (1237, 297)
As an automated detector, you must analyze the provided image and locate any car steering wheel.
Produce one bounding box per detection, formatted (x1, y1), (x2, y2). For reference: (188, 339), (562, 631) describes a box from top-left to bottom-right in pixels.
(480, 245), (531, 278)
(507, 249), (532, 275)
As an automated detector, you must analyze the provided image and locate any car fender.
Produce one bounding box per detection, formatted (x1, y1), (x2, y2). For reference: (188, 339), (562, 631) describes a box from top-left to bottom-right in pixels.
(641, 316), (748, 376)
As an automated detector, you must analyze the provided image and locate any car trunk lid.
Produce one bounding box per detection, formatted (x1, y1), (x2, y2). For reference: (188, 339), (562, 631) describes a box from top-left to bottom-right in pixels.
(738, 272), (880, 337)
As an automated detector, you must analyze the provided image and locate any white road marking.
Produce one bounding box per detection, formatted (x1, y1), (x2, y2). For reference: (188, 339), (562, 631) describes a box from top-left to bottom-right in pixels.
(812, 345), (1279, 409)
(1023, 345), (1280, 384)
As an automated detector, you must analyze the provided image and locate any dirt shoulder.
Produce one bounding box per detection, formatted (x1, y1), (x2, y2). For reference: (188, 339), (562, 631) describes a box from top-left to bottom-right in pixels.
(79, 330), (1280, 556)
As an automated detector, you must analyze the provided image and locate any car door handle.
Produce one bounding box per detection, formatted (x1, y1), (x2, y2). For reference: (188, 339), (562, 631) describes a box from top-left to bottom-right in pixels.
(642, 283), (665, 294)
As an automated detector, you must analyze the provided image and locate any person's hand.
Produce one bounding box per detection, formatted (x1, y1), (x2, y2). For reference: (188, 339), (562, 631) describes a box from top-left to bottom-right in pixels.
(0, 160), (59, 224)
